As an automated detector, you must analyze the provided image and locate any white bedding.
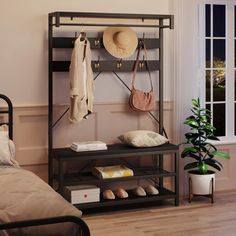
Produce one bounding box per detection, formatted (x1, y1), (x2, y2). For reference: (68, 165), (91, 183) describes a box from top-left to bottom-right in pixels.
(0, 166), (82, 236)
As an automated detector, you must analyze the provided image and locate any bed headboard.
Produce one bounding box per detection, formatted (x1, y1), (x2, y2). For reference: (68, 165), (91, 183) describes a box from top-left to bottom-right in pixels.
(0, 94), (13, 140)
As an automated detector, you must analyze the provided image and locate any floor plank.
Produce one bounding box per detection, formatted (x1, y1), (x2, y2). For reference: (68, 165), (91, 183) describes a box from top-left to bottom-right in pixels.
(83, 191), (236, 236)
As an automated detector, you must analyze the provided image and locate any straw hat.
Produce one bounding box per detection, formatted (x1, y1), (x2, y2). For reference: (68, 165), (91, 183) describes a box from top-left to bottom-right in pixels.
(103, 27), (138, 59)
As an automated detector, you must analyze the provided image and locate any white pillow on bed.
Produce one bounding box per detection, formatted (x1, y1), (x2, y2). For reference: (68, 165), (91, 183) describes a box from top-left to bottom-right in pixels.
(0, 125), (18, 166)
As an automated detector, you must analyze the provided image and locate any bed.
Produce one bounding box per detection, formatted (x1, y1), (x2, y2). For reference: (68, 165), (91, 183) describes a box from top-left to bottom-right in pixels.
(0, 94), (90, 236)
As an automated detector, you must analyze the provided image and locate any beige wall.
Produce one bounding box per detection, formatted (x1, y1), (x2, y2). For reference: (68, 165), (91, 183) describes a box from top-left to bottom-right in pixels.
(0, 0), (174, 106)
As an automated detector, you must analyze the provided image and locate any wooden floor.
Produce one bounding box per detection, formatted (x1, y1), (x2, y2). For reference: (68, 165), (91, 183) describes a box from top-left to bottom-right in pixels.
(83, 191), (236, 236)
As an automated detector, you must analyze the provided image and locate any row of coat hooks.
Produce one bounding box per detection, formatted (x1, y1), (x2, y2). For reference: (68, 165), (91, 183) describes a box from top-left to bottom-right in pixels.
(71, 31), (156, 71)
(93, 56), (147, 70)
(70, 31), (159, 49)
(52, 27), (160, 72)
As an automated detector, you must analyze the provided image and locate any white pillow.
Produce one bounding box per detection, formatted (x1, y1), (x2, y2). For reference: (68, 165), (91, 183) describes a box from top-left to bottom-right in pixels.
(118, 130), (169, 147)
(0, 126), (18, 166)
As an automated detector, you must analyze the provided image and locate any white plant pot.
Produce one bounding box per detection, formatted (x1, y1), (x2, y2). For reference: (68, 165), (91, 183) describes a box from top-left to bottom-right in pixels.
(189, 170), (215, 195)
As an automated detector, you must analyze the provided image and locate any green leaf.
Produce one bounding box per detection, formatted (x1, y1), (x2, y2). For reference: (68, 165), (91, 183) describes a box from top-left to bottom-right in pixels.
(190, 108), (199, 116)
(205, 124), (215, 130)
(207, 135), (219, 141)
(204, 158), (223, 168)
(192, 99), (199, 107)
(181, 147), (198, 158)
(187, 153), (201, 160)
(210, 151), (230, 159)
(184, 162), (199, 171)
(185, 120), (199, 127)
(185, 132), (199, 139)
(206, 143), (217, 151)
(185, 133), (200, 143)
(204, 159), (222, 171)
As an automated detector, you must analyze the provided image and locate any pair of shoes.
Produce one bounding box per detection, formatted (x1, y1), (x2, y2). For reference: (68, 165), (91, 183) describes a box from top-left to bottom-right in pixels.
(103, 188), (129, 200)
(134, 185), (159, 197)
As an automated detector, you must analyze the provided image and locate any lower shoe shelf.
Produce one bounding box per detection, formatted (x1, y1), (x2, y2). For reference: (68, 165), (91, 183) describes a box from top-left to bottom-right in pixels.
(73, 187), (177, 211)
(57, 167), (176, 186)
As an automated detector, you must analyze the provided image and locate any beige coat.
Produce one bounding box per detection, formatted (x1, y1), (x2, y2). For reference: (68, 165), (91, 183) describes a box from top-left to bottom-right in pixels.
(69, 35), (94, 123)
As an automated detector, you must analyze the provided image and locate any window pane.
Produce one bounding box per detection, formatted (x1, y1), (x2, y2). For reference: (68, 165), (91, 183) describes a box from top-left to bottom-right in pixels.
(213, 5), (226, 37)
(235, 103), (236, 135)
(206, 104), (211, 111)
(205, 4), (211, 37)
(213, 103), (225, 136)
(235, 6), (236, 37)
(206, 70), (211, 102)
(235, 70), (236, 100)
(206, 39), (211, 68)
(206, 104), (211, 124)
(213, 39), (225, 68)
(213, 70), (225, 101)
(235, 39), (236, 67)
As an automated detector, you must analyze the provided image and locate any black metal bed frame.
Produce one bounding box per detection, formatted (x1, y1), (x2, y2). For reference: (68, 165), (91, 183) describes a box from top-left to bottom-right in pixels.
(0, 94), (13, 140)
(0, 94), (90, 236)
(0, 216), (90, 236)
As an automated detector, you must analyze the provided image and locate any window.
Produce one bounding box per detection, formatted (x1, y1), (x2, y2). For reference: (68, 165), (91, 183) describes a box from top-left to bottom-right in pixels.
(203, 1), (236, 140)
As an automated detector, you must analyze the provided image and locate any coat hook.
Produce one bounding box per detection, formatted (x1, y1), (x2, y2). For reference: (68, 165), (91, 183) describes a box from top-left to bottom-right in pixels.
(95, 56), (100, 69)
(140, 33), (145, 46)
(72, 32), (78, 45)
(116, 59), (122, 69)
(138, 34), (145, 49)
(94, 32), (101, 47)
(94, 37), (100, 47)
(139, 55), (145, 69)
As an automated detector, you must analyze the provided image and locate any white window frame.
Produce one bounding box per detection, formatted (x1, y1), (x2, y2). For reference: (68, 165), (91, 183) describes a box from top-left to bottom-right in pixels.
(200, 0), (236, 143)
(173, 0), (236, 145)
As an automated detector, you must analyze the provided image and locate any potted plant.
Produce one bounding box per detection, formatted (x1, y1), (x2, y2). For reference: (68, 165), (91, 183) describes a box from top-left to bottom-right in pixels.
(181, 98), (229, 202)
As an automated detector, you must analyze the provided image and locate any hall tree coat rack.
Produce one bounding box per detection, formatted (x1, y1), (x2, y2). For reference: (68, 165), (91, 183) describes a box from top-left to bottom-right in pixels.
(48, 12), (179, 212)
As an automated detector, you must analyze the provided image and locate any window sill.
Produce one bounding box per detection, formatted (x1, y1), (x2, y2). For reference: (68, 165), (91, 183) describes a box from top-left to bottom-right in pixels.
(211, 139), (236, 146)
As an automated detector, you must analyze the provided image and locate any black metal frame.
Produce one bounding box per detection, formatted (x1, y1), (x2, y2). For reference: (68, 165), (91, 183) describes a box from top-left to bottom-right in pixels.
(0, 94), (90, 235)
(54, 143), (179, 210)
(0, 94), (13, 139)
(0, 216), (90, 236)
(48, 12), (179, 211)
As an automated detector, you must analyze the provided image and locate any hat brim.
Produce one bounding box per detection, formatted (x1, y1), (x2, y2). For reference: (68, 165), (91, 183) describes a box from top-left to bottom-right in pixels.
(103, 27), (138, 59)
